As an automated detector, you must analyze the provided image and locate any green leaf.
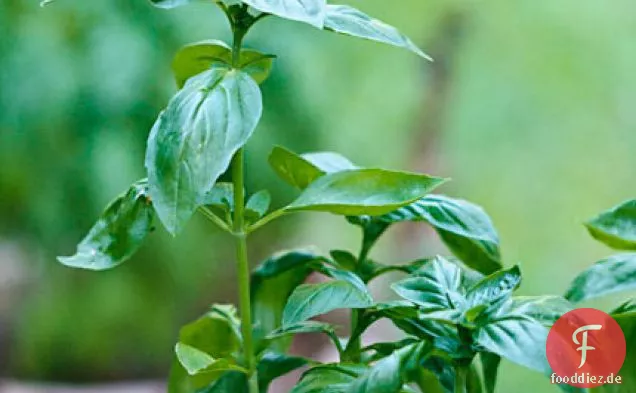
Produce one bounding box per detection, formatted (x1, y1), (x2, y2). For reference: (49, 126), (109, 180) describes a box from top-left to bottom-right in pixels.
(564, 253), (636, 303)
(257, 351), (309, 392)
(585, 199), (636, 250)
(148, 0), (194, 9)
(324, 5), (431, 60)
(480, 352), (500, 393)
(330, 249), (358, 271)
(594, 313), (636, 393)
(179, 309), (242, 358)
(380, 195), (502, 274)
(268, 321), (341, 351)
(199, 371), (249, 393)
(175, 343), (246, 376)
(391, 256), (464, 312)
(201, 182), (234, 213)
(245, 190), (271, 221)
(504, 296), (573, 326)
(168, 306), (243, 393)
(58, 180), (153, 271)
(474, 314), (550, 373)
(287, 169), (448, 216)
(242, 0), (327, 28)
(172, 40), (275, 88)
(350, 343), (430, 393)
(282, 279), (373, 326)
(611, 298), (636, 317)
(145, 66), (262, 235)
(466, 266), (521, 309)
(251, 250), (321, 352)
(268, 146), (355, 189)
(291, 365), (359, 393)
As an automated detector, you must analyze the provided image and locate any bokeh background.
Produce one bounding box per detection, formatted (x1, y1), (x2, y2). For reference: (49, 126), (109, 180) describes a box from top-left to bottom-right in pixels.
(1, 0), (635, 391)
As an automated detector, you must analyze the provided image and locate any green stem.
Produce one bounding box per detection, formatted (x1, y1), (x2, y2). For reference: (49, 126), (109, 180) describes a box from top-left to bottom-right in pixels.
(229, 21), (257, 393)
(454, 365), (468, 393)
(232, 149), (258, 393)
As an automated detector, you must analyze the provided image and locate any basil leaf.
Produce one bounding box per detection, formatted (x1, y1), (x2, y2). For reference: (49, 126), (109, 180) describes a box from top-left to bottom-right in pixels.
(504, 296), (573, 326)
(611, 298), (636, 317)
(148, 0), (194, 9)
(595, 313), (636, 393)
(168, 306), (243, 392)
(245, 190), (271, 221)
(172, 40), (275, 88)
(466, 266), (521, 309)
(257, 351), (309, 392)
(474, 314), (550, 373)
(585, 199), (636, 250)
(564, 253), (636, 303)
(268, 321), (341, 351)
(175, 343), (246, 375)
(391, 256), (464, 312)
(480, 352), (500, 393)
(282, 280), (373, 326)
(199, 371), (249, 393)
(351, 343), (430, 393)
(380, 195), (502, 274)
(251, 250), (320, 352)
(287, 169), (447, 216)
(242, 0), (327, 28)
(268, 146), (355, 189)
(291, 365), (358, 393)
(324, 5), (431, 60)
(145, 66), (262, 235)
(58, 180), (153, 271)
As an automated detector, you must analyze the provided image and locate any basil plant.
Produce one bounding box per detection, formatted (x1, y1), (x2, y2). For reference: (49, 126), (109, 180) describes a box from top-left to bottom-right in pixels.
(50, 1), (635, 392)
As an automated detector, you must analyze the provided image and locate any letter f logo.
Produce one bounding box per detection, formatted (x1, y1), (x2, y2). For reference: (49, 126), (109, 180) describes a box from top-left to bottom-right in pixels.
(572, 324), (603, 368)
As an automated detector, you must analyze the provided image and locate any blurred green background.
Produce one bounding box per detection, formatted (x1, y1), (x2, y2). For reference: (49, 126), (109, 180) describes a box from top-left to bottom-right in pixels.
(0, 0), (635, 391)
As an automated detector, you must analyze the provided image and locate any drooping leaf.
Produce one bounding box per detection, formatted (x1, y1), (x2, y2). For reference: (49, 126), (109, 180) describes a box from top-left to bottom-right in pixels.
(245, 190), (271, 221)
(268, 321), (341, 351)
(474, 314), (550, 373)
(286, 169), (447, 216)
(175, 343), (246, 376)
(251, 250), (321, 352)
(564, 253), (636, 303)
(376, 195), (502, 274)
(148, 0), (194, 9)
(480, 352), (500, 393)
(350, 343), (430, 393)
(466, 266), (521, 309)
(172, 40), (275, 88)
(58, 180), (153, 271)
(391, 256), (464, 312)
(257, 351), (309, 392)
(242, 0), (327, 28)
(324, 5), (431, 60)
(585, 199), (636, 250)
(291, 365), (360, 393)
(268, 146), (355, 189)
(282, 279), (373, 326)
(145, 66), (262, 235)
(168, 307), (243, 392)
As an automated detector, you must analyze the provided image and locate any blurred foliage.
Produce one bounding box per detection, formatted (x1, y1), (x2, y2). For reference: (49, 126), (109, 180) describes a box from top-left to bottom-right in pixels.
(0, 0), (635, 391)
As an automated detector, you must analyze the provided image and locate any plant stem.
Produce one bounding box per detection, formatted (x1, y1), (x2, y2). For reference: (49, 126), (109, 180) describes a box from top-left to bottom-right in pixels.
(230, 22), (257, 393)
(231, 149), (258, 393)
(454, 365), (468, 393)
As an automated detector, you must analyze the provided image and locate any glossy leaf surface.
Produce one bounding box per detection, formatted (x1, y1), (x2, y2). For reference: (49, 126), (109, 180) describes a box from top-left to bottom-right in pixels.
(251, 250), (320, 351)
(391, 256), (464, 311)
(58, 180), (153, 270)
(242, 0), (327, 28)
(324, 5), (431, 60)
(287, 169), (447, 216)
(145, 66), (262, 234)
(282, 280), (373, 326)
(564, 253), (636, 303)
(585, 199), (636, 250)
(172, 40), (274, 88)
(175, 343), (245, 375)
